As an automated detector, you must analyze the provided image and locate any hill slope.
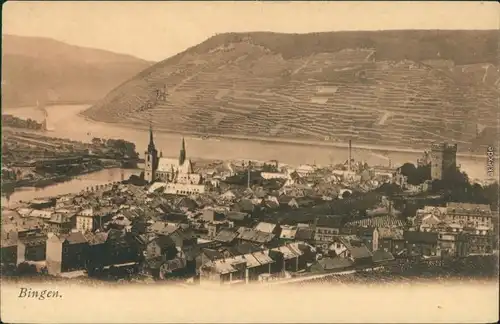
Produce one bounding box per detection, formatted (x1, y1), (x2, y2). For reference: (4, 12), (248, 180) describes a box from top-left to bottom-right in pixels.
(82, 30), (500, 151)
(1, 34), (154, 108)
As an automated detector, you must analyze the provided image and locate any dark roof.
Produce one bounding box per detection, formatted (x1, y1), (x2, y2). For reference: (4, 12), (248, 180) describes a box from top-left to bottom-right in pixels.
(47, 213), (71, 224)
(163, 212), (188, 222)
(237, 227), (275, 244)
(349, 246), (373, 259)
(254, 189), (268, 199)
(157, 203), (173, 213)
(201, 210), (225, 222)
(84, 232), (108, 245)
(295, 227), (315, 240)
(121, 210), (140, 219)
(404, 231), (438, 244)
(337, 235), (373, 259)
(182, 245), (202, 261)
(316, 215), (344, 228)
(230, 242), (262, 255)
(151, 235), (176, 249)
(106, 228), (128, 244)
(372, 250), (395, 263)
(214, 228), (239, 243)
(148, 221), (178, 235)
(317, 257), (353, 270)
(236, 199), (254, 212)
(279, 196), (294, 204)
(18, 233), (48, 246)
(226, 211), (249, 221)
(64, 232), (88, 245)
(169, 227), (195, 241)
(176, 197), (198, 210)
(202, 248), (225, 261)
(296, 242), (314, 255)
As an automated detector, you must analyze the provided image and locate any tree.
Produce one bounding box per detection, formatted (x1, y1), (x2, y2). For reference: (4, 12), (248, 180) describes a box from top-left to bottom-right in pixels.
(358, 209), (367, 218)
(430, 167), (499, 207)
(376, 182), (401, 196)
(400, 163), (417, 177)
(127, 174), (148, 186)
(342, 190), (352, 199)
(413, 165), (431, 185)
(16, 262), (38, 276)
(483, 182), (499, 211)
(399, 162), (431, 185)
(401, 202), (420, 219)
(4, 188), (14, 201)
(105, 139), (139, 159)
(91, 137), (102, 146)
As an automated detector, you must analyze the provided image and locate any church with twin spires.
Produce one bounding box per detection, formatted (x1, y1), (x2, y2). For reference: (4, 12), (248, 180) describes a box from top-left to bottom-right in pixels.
(144, 126), (202, 186)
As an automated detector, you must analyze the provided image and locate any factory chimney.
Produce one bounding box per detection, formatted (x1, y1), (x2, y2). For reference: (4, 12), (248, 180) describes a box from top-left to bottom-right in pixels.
(247, 162), (251, 189)
(348, 139), (352, 172)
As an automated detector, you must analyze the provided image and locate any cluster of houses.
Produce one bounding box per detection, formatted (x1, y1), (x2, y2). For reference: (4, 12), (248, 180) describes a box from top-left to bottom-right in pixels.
(1, 155), (497, 283)
(408, 202), (496, 257)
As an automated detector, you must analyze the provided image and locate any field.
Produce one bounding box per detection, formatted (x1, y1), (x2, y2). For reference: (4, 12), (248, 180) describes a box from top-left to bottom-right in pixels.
(82, 31), (499, 152)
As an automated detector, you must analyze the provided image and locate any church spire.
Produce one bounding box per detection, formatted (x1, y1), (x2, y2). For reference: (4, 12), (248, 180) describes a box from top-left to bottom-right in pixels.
(147, 123), (156, 153)
(179, 137), (186, 165)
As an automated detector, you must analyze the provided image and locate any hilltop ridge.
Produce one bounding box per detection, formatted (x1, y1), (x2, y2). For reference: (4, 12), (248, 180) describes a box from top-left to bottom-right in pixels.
(1, 34), (154, 108)
(82, 30), (499, 151)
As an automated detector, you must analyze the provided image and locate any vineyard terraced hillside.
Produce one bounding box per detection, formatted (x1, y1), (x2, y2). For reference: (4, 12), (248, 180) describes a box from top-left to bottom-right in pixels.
(82, 31), (500, 151)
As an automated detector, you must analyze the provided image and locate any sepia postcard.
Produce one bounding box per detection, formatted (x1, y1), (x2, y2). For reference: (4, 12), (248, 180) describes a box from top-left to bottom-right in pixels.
(1, 1), (499, 323)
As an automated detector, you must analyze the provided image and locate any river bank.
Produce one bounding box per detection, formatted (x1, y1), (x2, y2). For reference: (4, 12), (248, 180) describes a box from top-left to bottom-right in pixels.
(3, 104), (496, 180)
(84, 115), (496, 159)
(2, 174), (74, 190)
(1, 168), (140, 207)
(1, 165), (119, 191)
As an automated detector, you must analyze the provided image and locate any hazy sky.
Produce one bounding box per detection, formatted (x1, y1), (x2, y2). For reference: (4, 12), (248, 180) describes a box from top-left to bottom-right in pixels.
(3, 1), (499, 62)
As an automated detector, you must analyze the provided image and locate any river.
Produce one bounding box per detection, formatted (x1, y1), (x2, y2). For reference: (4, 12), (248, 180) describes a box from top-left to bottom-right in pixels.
(2, 104), (496, 181)
(1, 168), (140, 208)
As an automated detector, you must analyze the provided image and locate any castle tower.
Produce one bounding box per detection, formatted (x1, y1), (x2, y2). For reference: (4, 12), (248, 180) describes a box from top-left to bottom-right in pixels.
(144, 124), (158, 183)
(430, 143), (457, 181)
(179, 137), (186, 166)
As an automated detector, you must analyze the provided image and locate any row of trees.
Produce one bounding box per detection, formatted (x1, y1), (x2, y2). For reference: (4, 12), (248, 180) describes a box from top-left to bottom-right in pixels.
(433, 179), (499, 211)
(91, 137), (139, 160)
(398, 161), (497, 208)
(399, 163), (431, 185)
(391, 161), (499, 215)
(2, 115), (43, 130)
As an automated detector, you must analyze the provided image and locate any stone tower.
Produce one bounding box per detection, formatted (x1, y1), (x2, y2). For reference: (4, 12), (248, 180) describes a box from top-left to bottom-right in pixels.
(430, 143), (457, 181)
(144, 124), (158, 183)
